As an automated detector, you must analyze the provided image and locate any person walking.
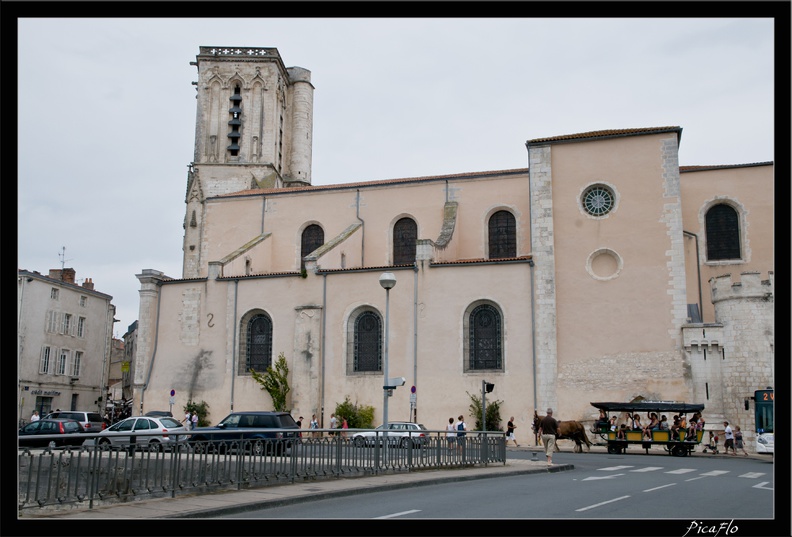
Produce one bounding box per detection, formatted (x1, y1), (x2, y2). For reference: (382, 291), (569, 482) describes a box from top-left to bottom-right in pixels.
(734, 426), (749, 456)
(538, 408), (559, 466)
(446, 417), (457, 450)
(341, 417), (349, 438)
(723, 421), (735, 455)
(296, 416), (303, 439)
(184, 411), (192, 430)
(30, 410), (40, 422)
(329, 413), (338, 436)
(191, 412), (199, 430)
(455, 415), (468, 454)
(507, 416), (519, 447)
(310, 414), (319, 437)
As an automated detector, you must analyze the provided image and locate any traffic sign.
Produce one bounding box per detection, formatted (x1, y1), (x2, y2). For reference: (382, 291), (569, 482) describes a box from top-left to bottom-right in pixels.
(411, 385), (416, 393)
(170, 389), (176, 396)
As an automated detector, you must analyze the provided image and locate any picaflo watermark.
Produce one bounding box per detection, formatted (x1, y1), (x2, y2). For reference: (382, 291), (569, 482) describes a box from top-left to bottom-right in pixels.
(682, 520), (738, 537)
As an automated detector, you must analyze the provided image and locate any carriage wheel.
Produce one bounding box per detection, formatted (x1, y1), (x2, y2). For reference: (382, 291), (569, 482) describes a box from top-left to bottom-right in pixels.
(607, 444), (619, 454)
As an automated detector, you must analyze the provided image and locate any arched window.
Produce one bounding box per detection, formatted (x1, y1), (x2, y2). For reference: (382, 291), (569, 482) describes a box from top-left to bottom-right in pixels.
(468, 304), (502, 370)
(354, 311), (382, 372)
(393, 217), (417, 265)
(301, 224), (324, 270)
(705, 204), (741, 260)
(245, 314), (272, 373)
(488, 210), (516, 259)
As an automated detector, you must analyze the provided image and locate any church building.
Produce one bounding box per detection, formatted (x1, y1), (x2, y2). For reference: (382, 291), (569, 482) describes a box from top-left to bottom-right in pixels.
(132, 46), (774, 447)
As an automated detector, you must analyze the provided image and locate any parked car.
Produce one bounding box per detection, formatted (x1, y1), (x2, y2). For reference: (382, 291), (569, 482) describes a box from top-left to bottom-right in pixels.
(352, 421), (429, 447)
(45, 410), (106, 433)
(89, 416), (188, 452)
(19, 418), (86, 448)
(189, 411), (299, 455)
(755, 432), (774, 454)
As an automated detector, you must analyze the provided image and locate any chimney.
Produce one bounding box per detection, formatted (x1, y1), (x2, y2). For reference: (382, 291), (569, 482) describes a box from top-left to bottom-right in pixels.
(48, 269), (63, 280)
(82, 277), (95, 290)
(62, 268), (76, 283)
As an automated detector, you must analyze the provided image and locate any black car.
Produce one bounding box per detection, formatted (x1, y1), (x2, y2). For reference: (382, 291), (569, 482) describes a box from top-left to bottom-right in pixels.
(189, 411), (299, 455)
(144, 410), (174, 418)
(19, 418), (86, 448)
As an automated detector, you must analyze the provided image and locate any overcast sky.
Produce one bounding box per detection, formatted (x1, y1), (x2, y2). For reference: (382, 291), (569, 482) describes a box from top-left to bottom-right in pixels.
(16, 17), (777, 338)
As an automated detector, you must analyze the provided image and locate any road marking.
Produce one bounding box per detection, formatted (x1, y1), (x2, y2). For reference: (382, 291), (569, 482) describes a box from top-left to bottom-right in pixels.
(598, 465), (634, 471)
(583, 473), (624, 481)
(630, 466), (663, 472)
(738, 472), (765, 479)
(375, 509), (421, 519)
(666, 468), (696, 474)
(753, 482), (773, 491)
(700, 470), (730, 476)
(643, 483), (676, 492)
(576, 495), (631, 512)
(685, 476), (706, 481)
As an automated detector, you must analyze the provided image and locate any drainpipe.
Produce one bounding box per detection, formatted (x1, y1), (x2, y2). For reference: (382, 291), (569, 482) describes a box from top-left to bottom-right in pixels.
(140, 283), (163, 413)
(356, 190), (365, 266)
(230, 279), (239, 411)
(321, 273), (328, 427)
(261, 197), (266, 234)
(683, 231), (703, 322)
(412, 263), (419, 422)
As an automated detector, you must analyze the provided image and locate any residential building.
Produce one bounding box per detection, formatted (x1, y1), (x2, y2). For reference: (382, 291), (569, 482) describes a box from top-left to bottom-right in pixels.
(18, 268), (116, 422)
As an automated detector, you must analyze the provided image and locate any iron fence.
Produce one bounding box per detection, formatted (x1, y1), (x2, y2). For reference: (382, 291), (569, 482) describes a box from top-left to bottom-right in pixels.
(18, 429), (506, 513)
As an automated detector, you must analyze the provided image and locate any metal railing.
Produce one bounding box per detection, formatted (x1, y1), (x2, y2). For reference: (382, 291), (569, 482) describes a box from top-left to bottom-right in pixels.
(18, 429), (506, 513)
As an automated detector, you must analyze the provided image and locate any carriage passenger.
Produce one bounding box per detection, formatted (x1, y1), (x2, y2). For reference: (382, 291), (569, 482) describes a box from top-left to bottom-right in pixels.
(631, 413), (643, 431)
(616, 424), (627, 440)
(643, 412), (659, 438)
(670, 415), (681, 439)
(595, 409), (609, 431)
(687, 417), (699, 440)
(658, 415), (669, 431)
(609, 416), (617, 432)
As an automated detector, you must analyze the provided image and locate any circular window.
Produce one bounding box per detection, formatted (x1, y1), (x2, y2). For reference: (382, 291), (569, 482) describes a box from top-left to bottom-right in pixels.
(586, 248), (623, 281)
(582, 185), (615, 216)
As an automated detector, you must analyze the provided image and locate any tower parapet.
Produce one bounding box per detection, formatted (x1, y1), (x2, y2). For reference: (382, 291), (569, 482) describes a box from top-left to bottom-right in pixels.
(710, 271), (774, 303)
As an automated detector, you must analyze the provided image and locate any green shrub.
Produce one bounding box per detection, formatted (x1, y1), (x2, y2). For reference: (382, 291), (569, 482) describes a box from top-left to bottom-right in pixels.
(333, 396), (375, 428)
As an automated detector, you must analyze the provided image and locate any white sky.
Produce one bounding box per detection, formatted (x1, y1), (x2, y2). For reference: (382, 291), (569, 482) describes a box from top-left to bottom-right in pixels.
(16, 17), (777, 337)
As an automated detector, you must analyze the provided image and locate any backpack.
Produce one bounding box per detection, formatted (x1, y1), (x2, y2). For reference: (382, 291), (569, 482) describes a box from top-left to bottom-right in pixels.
(457, 422), (466, 437)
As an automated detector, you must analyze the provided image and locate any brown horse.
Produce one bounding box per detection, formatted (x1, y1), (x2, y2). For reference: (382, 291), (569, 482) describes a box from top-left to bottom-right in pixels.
(533, 410), (592, 453)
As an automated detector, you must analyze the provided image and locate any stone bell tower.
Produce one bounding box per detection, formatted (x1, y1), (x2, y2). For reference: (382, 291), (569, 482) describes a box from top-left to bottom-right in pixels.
(182, 46), (314, 278)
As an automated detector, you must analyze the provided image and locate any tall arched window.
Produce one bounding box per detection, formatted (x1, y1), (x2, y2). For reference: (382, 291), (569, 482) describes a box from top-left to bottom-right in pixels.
(301, 224), (324, 270)
(705, 204), (741, 260)
(468, 304), (502, 370)
(354, 311), (382, 372)
(393, 217), (417, 265)
(245, 313), (272, 373)
(488, 210), (516, 259)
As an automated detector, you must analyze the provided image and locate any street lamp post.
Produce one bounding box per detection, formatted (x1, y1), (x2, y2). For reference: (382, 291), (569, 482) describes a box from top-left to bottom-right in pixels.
(379, 272), (396, 464)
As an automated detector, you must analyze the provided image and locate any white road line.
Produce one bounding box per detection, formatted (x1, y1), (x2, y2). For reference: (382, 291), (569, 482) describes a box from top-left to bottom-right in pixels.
(598, 465), (634, 471)
(375, 509), (421, 519)
(630, 466), (664, 472)
(666, 468), (696, 474)
(753, 482), (773, 491)
(583, 473), (625, 481)
(738, 472), (765, 479)
(685, 476), (706, 481)
(700, 470), (730, 476)
(643, 483), (677, 492)
(576, 495), (631, 512)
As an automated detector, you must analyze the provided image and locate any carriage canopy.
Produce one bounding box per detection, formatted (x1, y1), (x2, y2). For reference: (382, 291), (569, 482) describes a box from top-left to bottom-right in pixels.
(590, 401), (705, 414)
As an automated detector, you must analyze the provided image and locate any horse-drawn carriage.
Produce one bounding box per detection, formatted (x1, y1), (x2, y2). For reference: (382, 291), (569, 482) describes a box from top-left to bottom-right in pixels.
(590, 401), (705, 457)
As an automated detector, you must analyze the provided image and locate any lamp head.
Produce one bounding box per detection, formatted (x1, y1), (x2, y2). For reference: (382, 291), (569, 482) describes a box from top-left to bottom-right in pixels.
(379, 272), (397, 290)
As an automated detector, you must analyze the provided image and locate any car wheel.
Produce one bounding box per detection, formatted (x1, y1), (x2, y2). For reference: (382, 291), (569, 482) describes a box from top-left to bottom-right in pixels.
(353, 436), (365, 447)
(191, 440), (207, 454)
(251, 439), (265, 455)
(400, 438), (411, 449)
(148, 441), (162, 453)
(99, 438), (112, 449)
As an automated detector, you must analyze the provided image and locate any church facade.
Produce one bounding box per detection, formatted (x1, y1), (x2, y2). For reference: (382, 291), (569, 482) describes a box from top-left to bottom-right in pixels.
(132, 47), (774, 446)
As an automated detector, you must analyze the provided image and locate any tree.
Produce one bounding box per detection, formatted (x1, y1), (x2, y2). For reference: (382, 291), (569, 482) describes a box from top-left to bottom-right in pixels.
(250, 352), (290, 411)
(184, 400), (210, 427)
(334, 396), (375, 429)
(467, 392), (503, 431)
